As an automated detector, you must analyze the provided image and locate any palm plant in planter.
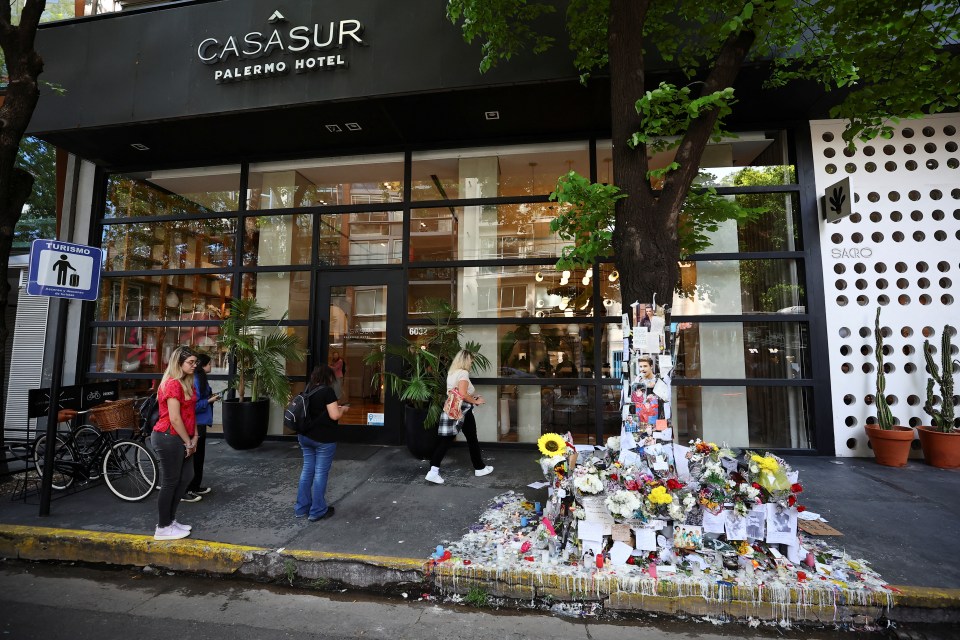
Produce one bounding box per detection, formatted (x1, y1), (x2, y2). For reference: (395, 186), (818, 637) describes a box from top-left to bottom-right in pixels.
(365, 298), (489, 459)
(918, 325), (960, 468)
(864, 308), (914, 467)
(218, 298), (306, 449)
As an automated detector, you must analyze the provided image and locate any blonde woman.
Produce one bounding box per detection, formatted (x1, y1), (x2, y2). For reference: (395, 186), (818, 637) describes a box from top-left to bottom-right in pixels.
(151, 346), (199, 540)
(425, 349), (494, 484)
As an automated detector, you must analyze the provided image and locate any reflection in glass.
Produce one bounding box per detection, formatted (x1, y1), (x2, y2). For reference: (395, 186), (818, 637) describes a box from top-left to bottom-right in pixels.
(89, 325), (230, 375)
(460, 324), (599, 379)
(673, 386), (812, 449)
(102, 219), (235, 271)
(597, 131), (795, 189)
(411, 203), (567, 262)
(105, 167), (241, 217)
(673, 259), (806, 315)
(411, 141), (589, 201)
(241, 272), (311, 321)
(470, 384), (598, 445)
(248, 154), (403, 210)
(243, 215), (313, 266)
(672, 322), (811, 379)
(327, 284), (388, 425)
(408, 266), (596, 319)
(97, 274), (232, 322)
(687, 192), (802, 253)
(318, 211), (403, 266)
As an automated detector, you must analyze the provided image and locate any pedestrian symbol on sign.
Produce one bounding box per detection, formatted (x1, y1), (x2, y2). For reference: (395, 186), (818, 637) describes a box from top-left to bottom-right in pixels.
(52, 254), (79, 286)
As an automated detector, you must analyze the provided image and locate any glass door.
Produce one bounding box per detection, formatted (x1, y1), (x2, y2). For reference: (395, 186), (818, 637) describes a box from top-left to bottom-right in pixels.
(315, 270), (404, 442)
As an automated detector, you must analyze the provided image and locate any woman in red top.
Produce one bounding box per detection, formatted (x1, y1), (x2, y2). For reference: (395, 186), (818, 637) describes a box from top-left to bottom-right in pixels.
(151, 346), (199, 540)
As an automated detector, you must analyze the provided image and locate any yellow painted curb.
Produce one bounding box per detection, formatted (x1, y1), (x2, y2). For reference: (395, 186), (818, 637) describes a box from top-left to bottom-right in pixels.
(891, 585), (960, 608)
(0, 524), (264, 574)
(281, 549), (427, 572)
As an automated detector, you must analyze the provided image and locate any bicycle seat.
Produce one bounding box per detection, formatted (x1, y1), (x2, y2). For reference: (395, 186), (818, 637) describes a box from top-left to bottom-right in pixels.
(57, 409), (79, 423)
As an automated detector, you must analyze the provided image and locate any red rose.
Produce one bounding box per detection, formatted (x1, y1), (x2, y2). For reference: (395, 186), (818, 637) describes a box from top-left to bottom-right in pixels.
(752, 483), (762, 490)
(797, 571), (807, 582)
(791, 483), (803, 494)
(788, 495), (796, 506)
(667, 479), (684, 490)
(610, 474), (619, 481)
(626, 480), (640, 491)
(797, 505), (806, 512)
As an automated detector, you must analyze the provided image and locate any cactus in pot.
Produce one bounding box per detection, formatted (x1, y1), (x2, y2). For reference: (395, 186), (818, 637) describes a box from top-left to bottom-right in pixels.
(874, 307), (895, 430)
(922, 326), (958, 433)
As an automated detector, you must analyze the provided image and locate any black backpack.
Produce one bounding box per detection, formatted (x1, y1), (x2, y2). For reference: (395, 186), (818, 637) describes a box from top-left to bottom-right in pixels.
(283, 385), (324, 434)
(138, 393), (160, 436)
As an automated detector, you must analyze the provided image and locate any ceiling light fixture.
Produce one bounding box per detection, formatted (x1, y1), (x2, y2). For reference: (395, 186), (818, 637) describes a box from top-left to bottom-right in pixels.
(131, 143), (150, 151)
(535, 271), (544, 282)
(582, 275), (590, 286)
(484, 111), (500, 120)
(608, 270), (620, 282)
(325, 124), (343, 133)
(345, 122), (362, 131)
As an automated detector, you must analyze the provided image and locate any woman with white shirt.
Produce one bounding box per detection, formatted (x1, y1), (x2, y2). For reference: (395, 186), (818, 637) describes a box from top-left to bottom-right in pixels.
(425, 349), (494, 484)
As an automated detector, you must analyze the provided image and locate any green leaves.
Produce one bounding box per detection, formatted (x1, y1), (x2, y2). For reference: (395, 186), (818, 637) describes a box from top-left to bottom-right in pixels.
(447, 0), (556, 73)
(548, 171), (623, 269)
(630, 83), (737, 159)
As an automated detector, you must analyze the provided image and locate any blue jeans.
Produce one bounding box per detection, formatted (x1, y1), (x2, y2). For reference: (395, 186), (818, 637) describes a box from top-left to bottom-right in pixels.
(295, 435), (336, 519)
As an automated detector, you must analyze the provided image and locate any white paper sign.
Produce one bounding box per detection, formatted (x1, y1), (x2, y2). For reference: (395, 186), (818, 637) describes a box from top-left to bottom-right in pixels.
(634, 327), (649, 351)
(702, 508), (727, 534)
(654, 428), (673, 442)
(746, 505), (766, 540)
(658, 355), (673, 375)
(725, 512), (748, 541)
(765, 504), (799, 545)
(618, 449), (644, 468)
(581, 497), (615, 534)
(622, 313), (631, 337)
(578, 520), (606, 542)
(673, 444), (691, 481)
(609, 541), (633, 566)
(632, 527), (658, 551)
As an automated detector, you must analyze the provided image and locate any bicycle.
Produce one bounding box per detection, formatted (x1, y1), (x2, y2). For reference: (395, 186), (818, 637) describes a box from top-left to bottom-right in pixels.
(32, 398), (158, 502)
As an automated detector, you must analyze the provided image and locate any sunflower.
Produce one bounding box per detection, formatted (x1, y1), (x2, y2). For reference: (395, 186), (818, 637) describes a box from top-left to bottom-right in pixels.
(537, 433), (567, 457)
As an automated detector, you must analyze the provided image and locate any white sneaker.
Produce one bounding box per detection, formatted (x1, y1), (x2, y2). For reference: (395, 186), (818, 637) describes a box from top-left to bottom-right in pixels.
(425, 470), (445, 484)
(171, 520), (192, 531)
(154, 525), (190, 541)
(474, 466), (494, 477)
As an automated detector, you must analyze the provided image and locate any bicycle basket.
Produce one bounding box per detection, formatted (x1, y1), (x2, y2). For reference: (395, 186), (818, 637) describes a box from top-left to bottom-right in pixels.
(87, 399), (138, 432)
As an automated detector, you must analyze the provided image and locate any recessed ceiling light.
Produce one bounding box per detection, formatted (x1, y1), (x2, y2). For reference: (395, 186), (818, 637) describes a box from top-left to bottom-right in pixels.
(484, 111), (500, 120)
(325, 124), (342, 133)
(345, 122), (362, 131)
(131, 143), (149, 151)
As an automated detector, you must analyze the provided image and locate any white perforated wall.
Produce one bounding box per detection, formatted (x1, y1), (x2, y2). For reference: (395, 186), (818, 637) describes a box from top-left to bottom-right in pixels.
(810, 114), (960, 457)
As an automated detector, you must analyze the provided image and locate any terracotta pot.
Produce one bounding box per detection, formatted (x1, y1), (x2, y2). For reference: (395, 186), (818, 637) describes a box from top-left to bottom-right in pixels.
(864, 424), (915, 467)
(916, 426), (960, 469)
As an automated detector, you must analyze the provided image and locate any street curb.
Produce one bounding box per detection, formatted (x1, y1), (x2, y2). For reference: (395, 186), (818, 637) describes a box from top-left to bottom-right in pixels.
(3, 524), (960, 623)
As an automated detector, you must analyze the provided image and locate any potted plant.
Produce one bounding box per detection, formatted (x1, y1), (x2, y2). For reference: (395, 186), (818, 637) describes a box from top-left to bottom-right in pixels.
(218, 298), (306, 449)
(917, 325), (960, 468)
(863, 308), (915, 466)
(365, 298), (489, 459)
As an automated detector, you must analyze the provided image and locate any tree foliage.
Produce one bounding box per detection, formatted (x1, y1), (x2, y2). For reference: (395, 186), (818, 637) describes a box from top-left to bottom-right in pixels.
(447, 0), (959, 307)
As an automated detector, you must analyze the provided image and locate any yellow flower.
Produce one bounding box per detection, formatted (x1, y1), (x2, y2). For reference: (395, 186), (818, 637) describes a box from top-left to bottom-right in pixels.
(648, 486), (674, 505)
(738, 541), (752, 556)
(537, 433), (567, 457)
(751, 454), (779, 473)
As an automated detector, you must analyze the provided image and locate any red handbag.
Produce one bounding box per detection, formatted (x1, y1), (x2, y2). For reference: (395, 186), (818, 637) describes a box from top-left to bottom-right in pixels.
(442, 388), (466, 420)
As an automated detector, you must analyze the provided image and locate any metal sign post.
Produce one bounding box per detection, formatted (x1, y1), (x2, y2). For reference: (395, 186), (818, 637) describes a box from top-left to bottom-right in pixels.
(26, 239), (104, 517)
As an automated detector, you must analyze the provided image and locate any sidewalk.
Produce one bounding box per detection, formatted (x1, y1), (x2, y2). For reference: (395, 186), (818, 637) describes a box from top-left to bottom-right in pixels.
(1, 439), (958, 622)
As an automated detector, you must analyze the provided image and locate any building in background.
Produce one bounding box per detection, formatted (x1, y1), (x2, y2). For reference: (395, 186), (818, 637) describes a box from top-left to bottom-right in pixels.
(13, 0), (959, 456)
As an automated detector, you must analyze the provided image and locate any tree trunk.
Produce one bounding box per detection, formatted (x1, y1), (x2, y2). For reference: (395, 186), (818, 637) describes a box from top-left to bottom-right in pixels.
(607, 0), (755, 313)
(0, 0), (47, 452)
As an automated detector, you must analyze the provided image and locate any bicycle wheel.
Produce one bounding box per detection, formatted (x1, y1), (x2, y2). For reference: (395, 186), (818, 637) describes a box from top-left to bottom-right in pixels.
(102, 440), (157, 501)
(33, 434), (77, 491)
(73, 426), (103, 480)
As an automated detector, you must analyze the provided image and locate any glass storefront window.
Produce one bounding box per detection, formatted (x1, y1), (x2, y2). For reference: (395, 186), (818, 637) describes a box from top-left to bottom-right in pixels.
(102, 219), (235, 272)
(672, 321), (811, 379)
(105, 166), (241, 217)
(411, 202), (567, 262)
(408, 266), (597, 319)
(458, 323), (600, 379)
(597, 131), (795, 189)
(241, 272), (312, 321)
(703, 192), (802, 253)
(469, 384), (598, 445)
(247, 154), (404, 210)
(243, 215), (313, 266)
(317, 211), (403, 266)
(673, 259), (806, 315)
(411, 142), (589, 201)
(97, 274), (232, 322)
(89, 326), (230, 375)
(673, 385), (812, 449)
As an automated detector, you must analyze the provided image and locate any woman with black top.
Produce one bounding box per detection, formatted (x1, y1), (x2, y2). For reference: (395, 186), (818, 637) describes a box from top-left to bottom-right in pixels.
(294, 365), (350, 521)
(183, 352), (220, 503)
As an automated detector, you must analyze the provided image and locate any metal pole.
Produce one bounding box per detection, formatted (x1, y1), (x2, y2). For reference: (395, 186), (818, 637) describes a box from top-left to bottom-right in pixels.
(39, 298), (70, 517)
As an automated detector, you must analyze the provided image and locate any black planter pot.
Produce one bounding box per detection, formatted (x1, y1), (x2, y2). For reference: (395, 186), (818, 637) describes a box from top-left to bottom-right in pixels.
(404, 405), (438, 460)
(222, 398), (270, 450)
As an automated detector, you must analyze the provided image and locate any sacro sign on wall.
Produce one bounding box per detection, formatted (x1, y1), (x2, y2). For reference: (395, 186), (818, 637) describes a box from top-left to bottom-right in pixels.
(196, 10), (365, 83)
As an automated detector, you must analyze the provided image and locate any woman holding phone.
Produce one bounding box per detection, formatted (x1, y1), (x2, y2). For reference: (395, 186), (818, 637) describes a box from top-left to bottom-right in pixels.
(182, 352), (220, 503)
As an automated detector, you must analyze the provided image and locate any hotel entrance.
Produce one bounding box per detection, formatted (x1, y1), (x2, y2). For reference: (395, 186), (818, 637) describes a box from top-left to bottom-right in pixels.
(315, 270), (405, 442)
